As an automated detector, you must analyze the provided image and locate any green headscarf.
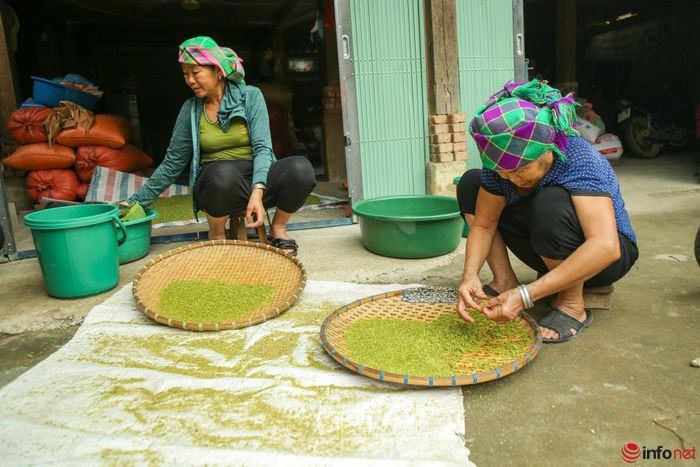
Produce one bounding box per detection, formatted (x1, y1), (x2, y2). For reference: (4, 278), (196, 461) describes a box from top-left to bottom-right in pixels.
(178, 36), (245, 85)
(469, 80), (579, 170)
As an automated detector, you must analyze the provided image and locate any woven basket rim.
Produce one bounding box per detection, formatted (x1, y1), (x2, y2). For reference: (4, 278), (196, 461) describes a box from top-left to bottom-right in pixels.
(132, 240), (307, 331)
(320, 289), (543, 387)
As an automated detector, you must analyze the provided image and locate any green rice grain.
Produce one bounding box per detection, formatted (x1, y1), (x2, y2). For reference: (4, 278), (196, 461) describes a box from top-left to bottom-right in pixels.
(100, 448), (163, 466)
(99, 383), (365, 455)
(342, 312), (532, 377)
(304, 194), (322, 206)
(151, 193), (324, 224)
(159, 280), (276, 323)
(150, 195), (201, 224)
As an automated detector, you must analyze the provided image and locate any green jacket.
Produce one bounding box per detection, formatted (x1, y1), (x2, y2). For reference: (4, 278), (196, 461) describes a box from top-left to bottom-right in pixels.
(128, 82), (276, 209)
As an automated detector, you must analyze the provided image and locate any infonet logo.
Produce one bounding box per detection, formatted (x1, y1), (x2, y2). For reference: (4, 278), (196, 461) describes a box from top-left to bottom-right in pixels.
(621, 443), (697, 463)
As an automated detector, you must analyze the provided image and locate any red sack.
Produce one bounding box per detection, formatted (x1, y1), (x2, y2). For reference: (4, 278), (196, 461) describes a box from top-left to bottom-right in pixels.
(7, 107), (53, 144)
(76, 182), (89, 200)
(74, 144), (153, 183)
(3, 143), (75, 171)
(26, 169), (79, 203)
(56, 115), (132, 148)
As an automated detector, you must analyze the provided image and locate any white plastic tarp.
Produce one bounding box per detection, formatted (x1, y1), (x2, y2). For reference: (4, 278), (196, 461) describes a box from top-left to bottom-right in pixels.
(0, 281), (473, 466)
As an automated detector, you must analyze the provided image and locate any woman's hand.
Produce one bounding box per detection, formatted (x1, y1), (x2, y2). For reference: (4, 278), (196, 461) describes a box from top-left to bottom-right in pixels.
(246, 189), (265, 228)
(116, 200), (129, 207)
(482, 287), (524, 323)
(456, 276), (488, 324)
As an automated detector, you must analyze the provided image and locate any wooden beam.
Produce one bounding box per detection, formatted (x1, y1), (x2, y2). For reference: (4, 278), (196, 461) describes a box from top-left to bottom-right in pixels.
(555, 0), (577, 86)
(324, 13), (339, 85)
(0, 1), (18, 146)
(424, 0), (460, 115)
(276, 10), (316, 30)
(321, 26), (345, 181)
(274, 0), (303, 29)
(272, 30), (286, 83)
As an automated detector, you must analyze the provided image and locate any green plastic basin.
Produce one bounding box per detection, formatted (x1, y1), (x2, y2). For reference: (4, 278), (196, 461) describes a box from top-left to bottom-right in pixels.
(351, 195), (462, 258)
(118, 208), (159, 264)
(24, 204), (127, 298)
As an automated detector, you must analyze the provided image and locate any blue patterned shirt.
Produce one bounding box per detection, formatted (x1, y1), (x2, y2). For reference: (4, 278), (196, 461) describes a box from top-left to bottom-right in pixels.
(480, 136), (637, 244)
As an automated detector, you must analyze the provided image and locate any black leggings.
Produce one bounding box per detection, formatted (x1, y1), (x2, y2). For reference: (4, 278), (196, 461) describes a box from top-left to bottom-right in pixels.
(457, 169), (638, 287)
(194, 156), (316, 217)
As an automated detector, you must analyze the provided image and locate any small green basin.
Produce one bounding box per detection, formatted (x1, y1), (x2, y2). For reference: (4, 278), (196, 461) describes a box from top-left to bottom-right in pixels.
(118, 208), (159, 264)
(351, 195), (462, 259)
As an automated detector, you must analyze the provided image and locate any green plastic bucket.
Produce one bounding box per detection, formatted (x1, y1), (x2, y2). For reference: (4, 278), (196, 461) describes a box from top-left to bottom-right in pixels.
(24, 204), (127, 298)
(351, 195), (462, 259)
(453, 176), (470, 238)
(118, 208), (159, 264)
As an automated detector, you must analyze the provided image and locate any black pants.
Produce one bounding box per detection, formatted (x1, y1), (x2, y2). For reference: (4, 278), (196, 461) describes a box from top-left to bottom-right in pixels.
(456, 169), (638, 287)
(194, 156), (316, 217)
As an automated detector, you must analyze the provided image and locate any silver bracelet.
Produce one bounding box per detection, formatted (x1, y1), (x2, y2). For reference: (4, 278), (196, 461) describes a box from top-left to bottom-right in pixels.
(517, 284), (534, 309)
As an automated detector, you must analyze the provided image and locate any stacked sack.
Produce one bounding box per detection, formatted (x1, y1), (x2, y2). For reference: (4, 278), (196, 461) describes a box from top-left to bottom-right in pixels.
(3, 107), (153, 203)
(574, 99), (623, 162)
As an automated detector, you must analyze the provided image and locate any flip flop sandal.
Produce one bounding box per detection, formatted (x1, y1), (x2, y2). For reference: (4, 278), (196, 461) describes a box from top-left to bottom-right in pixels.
(539, 308), (593, 344)
(269, 237), (298, 257)
(482, 284), (500, 297)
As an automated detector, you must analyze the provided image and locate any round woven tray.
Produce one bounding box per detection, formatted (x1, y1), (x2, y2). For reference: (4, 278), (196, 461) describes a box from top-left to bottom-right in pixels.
(132, 240), (306, 331)
(320, 287), (543, 386)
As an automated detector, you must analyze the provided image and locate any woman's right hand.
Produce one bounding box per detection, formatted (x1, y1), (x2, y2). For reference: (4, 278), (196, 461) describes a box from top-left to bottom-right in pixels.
(456, 275), (487, 324)
(116, 200), (129, 207)
(246, 190), (266, 228)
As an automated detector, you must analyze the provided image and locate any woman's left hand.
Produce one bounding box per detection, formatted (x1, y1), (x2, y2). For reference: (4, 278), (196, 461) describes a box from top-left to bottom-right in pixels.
(482, 287), (524, 323)
(246, 190), (265, 228)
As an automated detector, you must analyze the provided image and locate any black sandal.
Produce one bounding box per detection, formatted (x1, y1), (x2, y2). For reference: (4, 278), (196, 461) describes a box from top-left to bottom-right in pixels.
(269, 237), (299, 256)
(539, 308), (593, 344)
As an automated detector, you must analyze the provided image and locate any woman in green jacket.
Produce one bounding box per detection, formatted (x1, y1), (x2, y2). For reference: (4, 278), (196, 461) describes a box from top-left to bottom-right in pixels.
(127, 36), (316, 255)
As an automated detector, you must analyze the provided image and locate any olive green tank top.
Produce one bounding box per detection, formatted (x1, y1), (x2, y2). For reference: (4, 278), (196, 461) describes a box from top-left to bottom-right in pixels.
(199, 114), (253, 163)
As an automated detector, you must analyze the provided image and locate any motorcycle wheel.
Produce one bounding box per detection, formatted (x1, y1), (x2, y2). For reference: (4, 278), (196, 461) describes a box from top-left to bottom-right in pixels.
(696, 226), (700, 267)
(625, 116), (662, 158)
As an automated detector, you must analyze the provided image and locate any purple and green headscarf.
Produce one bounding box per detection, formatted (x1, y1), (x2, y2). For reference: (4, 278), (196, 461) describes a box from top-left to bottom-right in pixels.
(178, 36), (246, 85)
(468, 80), (579, 170)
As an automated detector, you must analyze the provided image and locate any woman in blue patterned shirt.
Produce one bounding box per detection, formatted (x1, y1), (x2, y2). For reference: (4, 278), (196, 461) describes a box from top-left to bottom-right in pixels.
(456, 80), (638, 343)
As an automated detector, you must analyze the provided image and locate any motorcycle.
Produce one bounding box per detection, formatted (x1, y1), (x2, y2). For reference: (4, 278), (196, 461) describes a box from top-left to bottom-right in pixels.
(617, 85), (694, 158)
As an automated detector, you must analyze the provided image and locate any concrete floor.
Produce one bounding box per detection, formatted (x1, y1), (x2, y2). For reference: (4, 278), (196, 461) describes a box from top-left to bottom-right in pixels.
(0, 152), (698, 465)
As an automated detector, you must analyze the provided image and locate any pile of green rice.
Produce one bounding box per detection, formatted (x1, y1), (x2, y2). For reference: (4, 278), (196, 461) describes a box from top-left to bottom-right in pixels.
(158, 279), (276, 323)
(342, 312), (533, 376)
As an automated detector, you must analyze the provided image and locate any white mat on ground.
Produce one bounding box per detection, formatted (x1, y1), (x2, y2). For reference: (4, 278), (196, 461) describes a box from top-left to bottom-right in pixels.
(0, 281), (473, 466)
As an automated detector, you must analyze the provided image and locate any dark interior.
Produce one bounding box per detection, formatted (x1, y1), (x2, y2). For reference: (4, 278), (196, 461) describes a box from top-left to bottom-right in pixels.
(7, 0), (333, 176)
(6, 0), (699, 170)
(524, 0), (700, 131)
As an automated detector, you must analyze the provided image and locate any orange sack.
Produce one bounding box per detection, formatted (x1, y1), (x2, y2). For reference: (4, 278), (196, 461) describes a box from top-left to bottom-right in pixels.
(75, 144), (153, 183)
(26, 169), (80, 203)
(76, 182), (89, 199)
(56, 114), (132, 148)
(3, 143), (75, 171)
(7, 107), (53, 144)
